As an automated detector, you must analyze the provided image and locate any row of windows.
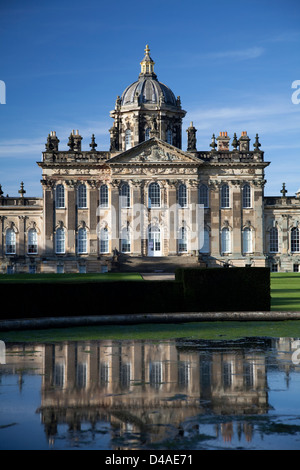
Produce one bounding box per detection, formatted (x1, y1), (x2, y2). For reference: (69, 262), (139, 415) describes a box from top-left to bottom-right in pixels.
(54, 183), (253, 210)
(56, 183), (87, 209)
(268, 226), (300, 253)
(5, 225), (300, 256)
(52, 226), (254, 255)
(5, 228), (38, 255)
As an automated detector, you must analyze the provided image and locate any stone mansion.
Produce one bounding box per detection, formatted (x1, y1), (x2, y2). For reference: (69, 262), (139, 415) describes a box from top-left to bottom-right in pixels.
(0, 45), (299, 274)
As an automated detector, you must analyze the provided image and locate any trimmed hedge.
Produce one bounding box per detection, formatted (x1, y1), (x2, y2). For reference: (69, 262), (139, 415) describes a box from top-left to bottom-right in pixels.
(0, 268), (270, 321)
(175, 267), (270, 312)
(0, 280), (184, 320)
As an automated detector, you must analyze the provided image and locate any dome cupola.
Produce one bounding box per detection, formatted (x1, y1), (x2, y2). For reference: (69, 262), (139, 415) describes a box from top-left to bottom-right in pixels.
(109, 46), (186, 152)
(120, 45), (178, 107)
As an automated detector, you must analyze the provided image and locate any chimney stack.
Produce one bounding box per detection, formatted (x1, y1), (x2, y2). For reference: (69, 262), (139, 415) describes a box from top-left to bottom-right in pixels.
(239, 131), (250, 151)
(217, 131), (230, 151)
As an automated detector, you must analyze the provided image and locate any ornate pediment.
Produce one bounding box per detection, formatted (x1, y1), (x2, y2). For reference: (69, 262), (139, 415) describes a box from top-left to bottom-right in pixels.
(108, 138), (201, 165)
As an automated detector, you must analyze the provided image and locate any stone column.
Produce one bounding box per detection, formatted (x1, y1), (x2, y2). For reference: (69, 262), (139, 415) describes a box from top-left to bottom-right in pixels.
(161, 180), (168, 255)
(132, 180), (142, 255)
(66, 182), (76, 254)
(189, 180), (199, 254)
(88, 181), (99, 255)
(43, 182), (55, 255)
(209, 181), (220, 256)
(232, 184), (242, 255)
(282, 215), (289, 254)
(168, 182), (177, 254)
(110, 181), (120, 253)
(142, 182), (148, 256)
(253, 181), (264, 254)
(18, 216), (26, 257)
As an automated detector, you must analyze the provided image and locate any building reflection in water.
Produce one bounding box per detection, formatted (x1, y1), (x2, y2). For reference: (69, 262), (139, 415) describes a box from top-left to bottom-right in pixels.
(3, 337), (300, 448)
(37, 338), (270, 448)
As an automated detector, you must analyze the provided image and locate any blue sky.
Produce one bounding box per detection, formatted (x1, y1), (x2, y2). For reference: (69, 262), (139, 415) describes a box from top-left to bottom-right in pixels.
(0, 0), (300, 197)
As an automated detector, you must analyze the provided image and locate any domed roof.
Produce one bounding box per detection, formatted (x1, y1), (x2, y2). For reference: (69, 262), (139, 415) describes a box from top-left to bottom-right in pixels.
(121, 77), (177, 106)
(120, 45), (178, 107)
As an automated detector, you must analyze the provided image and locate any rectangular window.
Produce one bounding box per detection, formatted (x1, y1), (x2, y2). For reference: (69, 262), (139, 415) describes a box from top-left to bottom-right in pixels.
(269, 227), (279, 253)
(148, 183), (161, 208)
(221, 184), (230, 208)
(55, 185), (65, 209)
(178, 184), (187, 208)
(199, 184), (209, 208)
(242, 184), (251, 208)
(100, 185), (109, 208)
(293, 264), (299, 272)
(291, 228), (300, 253)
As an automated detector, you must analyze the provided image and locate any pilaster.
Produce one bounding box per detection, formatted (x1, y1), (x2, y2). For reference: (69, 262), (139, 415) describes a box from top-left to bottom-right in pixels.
(209, 181), (220, 256)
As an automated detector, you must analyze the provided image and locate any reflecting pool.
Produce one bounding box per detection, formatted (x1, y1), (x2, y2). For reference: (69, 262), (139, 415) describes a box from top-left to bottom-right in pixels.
(1, 335), (300, 450)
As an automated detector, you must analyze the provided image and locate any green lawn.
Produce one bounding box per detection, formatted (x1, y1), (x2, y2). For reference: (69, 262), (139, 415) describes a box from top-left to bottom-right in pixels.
(0, 272), (143, 283)
(271, 273), (300, 311)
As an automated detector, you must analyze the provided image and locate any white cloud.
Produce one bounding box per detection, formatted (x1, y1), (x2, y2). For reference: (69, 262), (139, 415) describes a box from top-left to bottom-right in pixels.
(0, 120), (111, 159)
(186, 97), (300, 136)
(204, 47), (265, 61)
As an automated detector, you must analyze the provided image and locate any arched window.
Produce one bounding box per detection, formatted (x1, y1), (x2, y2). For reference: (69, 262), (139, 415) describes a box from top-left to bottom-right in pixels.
(167, 129), (173, 145)
(55, 227), (65, 254)
(100, 184), (108, 208)
(145, 127), (151, 141)
(100, 227), (109, 253)
(269, 227), (279, 253)
(221, 227), (231, 253)
(120, 183), (130, 208)
(291, 227), (300, 253)
(5, 228), (16, 254)
(28, 228), (38, 254)
(199, 184), (209, 208)
(242, 184), (251, 208)
(221, 184), (230, 208)
(243, 227), (253, 253)
(148, 182), (161, 208)
(178, 184), (187, 208)
(56, 184), (65, 209)
(178, 227), (188, 253)
(125, 129), (131, 150)
(200, 228), (210, 253)
(78, 227), (87, 254)
(121, 227), (131, 253)
(77, 184), (87, 209)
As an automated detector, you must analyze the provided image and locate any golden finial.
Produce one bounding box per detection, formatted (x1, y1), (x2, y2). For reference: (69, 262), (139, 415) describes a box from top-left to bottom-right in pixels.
(140, 44), (155, 75)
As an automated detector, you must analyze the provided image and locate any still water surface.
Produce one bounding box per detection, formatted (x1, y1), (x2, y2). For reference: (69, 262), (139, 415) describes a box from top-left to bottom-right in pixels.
(1, 335), (300, 450)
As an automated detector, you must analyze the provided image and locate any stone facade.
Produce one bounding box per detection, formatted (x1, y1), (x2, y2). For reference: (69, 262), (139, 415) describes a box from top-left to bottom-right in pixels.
(0, 45), (299, 274)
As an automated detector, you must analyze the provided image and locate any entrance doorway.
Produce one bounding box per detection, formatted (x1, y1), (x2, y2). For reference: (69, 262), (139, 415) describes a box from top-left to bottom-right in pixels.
(148, 226), (162, 257)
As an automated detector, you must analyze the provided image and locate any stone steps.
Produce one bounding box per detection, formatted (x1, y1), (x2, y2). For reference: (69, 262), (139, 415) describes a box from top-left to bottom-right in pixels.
(113, 255), (202, 273)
